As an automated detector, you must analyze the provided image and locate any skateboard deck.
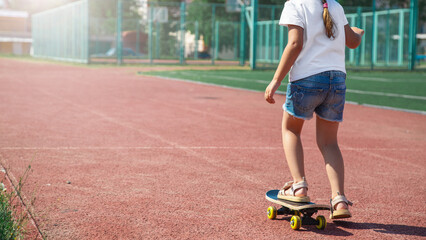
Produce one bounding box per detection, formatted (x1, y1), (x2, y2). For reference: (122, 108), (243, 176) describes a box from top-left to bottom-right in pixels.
(265, 190), (331, 230)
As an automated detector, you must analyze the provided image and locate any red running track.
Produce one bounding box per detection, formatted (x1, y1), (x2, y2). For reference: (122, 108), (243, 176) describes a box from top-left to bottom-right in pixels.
(0, 58), (425, 239)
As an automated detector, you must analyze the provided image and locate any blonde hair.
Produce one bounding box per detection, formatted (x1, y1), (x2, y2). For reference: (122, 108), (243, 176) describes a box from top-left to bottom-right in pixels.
(322, 0), (335, 39)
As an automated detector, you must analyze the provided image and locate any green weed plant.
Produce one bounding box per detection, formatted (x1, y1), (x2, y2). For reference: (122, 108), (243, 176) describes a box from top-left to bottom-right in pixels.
(0, 165), (32, 240)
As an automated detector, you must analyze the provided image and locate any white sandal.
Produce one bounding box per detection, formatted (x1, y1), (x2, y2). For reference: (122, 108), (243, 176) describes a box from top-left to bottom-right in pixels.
(330, 192), (353, 219)
(277, 179), (310, 203)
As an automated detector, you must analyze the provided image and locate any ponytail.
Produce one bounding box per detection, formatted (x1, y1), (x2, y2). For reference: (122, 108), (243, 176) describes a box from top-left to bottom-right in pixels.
(322, 0), (335, 39)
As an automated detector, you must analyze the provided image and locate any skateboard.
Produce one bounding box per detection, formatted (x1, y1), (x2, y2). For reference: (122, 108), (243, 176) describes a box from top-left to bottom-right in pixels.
(265, 190), (330, 230)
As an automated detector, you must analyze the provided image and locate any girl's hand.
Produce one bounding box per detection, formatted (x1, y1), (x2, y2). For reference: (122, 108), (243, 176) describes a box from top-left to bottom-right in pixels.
(265, 80), (281, 104)
(344, 25), (364, 49)
(351, 27), (365, 36)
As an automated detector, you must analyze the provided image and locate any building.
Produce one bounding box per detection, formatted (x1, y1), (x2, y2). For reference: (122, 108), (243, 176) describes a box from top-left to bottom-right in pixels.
(0, 0), (31, 55)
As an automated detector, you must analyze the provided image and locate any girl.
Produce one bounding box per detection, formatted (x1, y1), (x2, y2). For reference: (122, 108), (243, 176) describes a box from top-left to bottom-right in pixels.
(264, 0), (364, 219)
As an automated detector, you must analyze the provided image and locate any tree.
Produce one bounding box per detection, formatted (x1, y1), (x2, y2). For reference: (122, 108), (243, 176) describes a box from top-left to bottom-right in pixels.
(186, 0), (240, 50)
(90, 0), (141, 35)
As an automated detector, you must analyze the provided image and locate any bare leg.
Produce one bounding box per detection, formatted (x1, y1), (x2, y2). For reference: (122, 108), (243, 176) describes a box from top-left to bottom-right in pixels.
(282, 111), (307, 196)
(316, 116), (347, 210)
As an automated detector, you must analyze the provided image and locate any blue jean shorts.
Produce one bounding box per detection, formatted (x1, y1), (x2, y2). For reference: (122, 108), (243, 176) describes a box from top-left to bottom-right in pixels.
(284, 71), (346, 122)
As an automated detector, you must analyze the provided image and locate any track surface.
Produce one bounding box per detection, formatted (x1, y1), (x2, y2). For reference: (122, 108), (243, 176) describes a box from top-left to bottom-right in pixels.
(0, 58), (425, 239)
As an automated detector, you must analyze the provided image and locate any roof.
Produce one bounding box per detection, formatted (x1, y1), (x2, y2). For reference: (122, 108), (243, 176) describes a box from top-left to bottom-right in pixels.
(0, 9), (28, 18)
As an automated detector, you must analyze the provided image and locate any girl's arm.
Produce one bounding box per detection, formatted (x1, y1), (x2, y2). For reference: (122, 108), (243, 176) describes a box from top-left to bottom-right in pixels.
(265, 25), (304, 104)
(344, 25), (364, 49)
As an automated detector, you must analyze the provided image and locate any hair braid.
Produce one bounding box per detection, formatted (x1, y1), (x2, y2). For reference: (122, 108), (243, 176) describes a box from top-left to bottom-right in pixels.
(322, 0), (335, 39)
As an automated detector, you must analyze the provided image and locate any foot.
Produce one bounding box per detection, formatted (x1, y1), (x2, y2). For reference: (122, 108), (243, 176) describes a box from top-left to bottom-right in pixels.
(284, 184), (307, 197)
(334, 201), (348, 211)
(330, 192), (352, 219)
(277, 179), (310, 202)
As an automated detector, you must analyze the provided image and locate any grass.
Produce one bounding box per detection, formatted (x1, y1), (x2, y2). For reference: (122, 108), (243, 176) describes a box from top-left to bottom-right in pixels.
(2, 54), (425, 112)
(0, 188), (23, 240)
(0, 166), (33, 240)
(141, 69), (426, 113)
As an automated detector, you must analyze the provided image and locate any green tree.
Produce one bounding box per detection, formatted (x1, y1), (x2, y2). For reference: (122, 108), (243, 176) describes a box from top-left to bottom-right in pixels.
(186, 0), (240, 50)
(90, 0), (140, 35)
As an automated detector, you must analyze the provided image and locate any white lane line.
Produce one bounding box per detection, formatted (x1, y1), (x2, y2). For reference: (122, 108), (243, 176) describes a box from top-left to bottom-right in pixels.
(143, 75), (266, 94)
(172, 71), (421, 84)
(361, 104), (426, 115)
(0, 146), (283, 150)
(21, 86), (265, 185)
(176, 71), (271, 84)
(147, 98), (261, 128)
(346, 89), (426, 101)
(146, 75), (425, 114)
(0, 146), (415, 151)
(348, 76), (392, 82)
(348, 75), (425, 83)
(148, 73), (424, 101)
(340, 144), (424, 169)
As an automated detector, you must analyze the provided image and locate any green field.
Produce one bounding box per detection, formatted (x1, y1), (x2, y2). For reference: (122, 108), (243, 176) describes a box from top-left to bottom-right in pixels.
(142, 70), (426, 113)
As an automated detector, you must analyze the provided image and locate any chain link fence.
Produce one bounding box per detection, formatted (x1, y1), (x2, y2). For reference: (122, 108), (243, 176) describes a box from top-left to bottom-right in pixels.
(31, 0), (419, 69)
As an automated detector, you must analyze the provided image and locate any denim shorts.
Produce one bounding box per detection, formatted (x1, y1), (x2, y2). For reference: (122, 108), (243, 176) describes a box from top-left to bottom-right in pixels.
(283, 71), (346, 122)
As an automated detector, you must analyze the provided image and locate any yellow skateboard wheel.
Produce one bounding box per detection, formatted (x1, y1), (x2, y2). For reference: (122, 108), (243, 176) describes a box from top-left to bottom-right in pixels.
(316, 215), (326, 230)
(290, 215), (301, 230)
(267, 206), (277, 220)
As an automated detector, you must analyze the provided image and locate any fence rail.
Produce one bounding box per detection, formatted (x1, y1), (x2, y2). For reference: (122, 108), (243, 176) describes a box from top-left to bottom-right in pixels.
(31, 0), (420, 70)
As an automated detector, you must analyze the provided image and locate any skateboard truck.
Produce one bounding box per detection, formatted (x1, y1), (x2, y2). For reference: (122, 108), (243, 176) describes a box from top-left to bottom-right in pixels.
(276, 207), (326, 228)
(266, 190), (329, 230)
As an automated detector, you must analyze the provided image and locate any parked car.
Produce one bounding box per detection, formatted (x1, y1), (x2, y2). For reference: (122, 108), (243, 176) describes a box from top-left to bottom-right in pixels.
(92, 48), (142, 58)
(187, 51), (211, 59)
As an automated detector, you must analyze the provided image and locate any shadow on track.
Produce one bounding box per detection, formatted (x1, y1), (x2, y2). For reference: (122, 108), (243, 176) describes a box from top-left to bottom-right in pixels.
(274, 217), (353, 236)
(273, 217), (426, 237)
(332, 221), (426, 237)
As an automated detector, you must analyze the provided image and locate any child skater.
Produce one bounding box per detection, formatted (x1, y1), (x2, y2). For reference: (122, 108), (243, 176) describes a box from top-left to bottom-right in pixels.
(264, 0), (364, 219)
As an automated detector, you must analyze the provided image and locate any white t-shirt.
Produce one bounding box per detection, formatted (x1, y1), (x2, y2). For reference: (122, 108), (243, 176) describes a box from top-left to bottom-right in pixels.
(279, 0), (348, 82)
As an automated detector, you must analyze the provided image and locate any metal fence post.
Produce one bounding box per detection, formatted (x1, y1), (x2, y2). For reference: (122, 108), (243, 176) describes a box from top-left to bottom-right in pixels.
(385, 9), (390, 66)
(180, 1), (186, 64)
(94, 18), (99, 60)
(234, 23), (238, 60)
(398, 10), (404, 66)
(279, 25), (284, 56)
(195, 21), (199, 60)
(84, 0), (90, 64)
(136, 20), (140, 55)
(215, 21), (219, 60)
(149, 7), (153, 64)
(250, 0), (257, 70)
(116, 0), (123, 65)
(72, 7), (76, 59)
(408, 0), (418, 70)
(265, 24), (270, 62)
(372, 10), (378, 66)
(271, 6), (276, 64)
(156, 21), (160, 58)
(356, 7), (362, 67)
(371, 0), (376, 70)
(239, 4), (246, 66)
(211, 4), (216, 65)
